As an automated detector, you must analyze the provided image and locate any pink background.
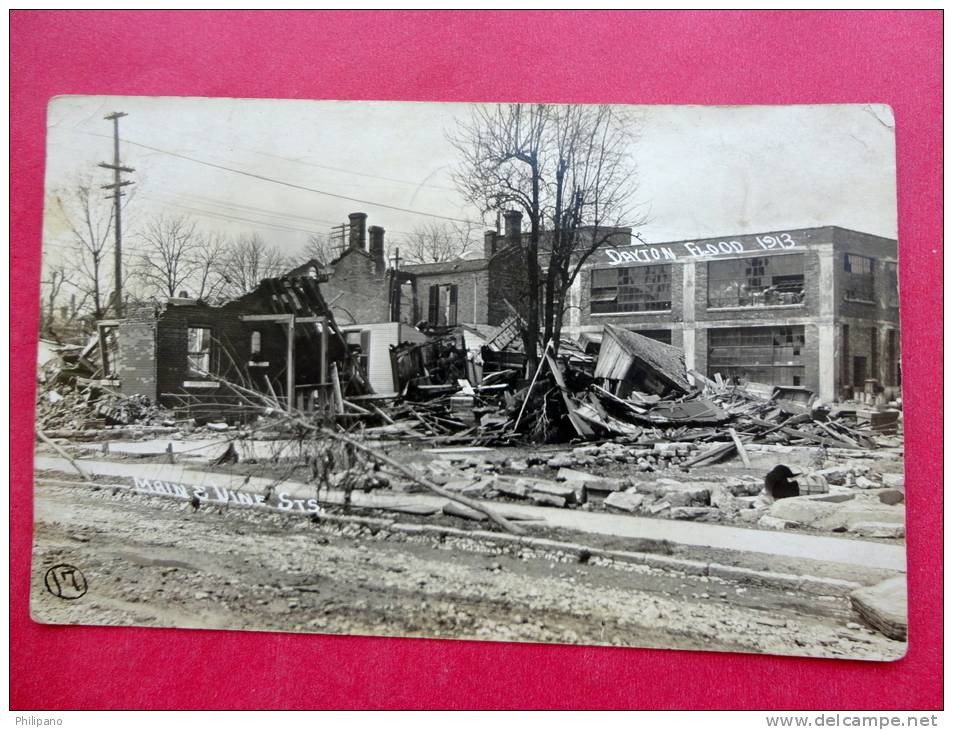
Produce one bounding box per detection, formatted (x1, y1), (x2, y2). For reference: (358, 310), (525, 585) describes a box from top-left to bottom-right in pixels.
(11, 10), (942, 710)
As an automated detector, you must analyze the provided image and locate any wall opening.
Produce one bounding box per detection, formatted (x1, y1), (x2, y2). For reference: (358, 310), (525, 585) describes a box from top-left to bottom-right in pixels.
(187, 326), (212, 377)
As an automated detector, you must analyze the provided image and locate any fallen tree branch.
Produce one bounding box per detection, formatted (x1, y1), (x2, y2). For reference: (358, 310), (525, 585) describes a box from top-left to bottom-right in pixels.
(214, 376), (527, 535)
(36, 427), (92, 481)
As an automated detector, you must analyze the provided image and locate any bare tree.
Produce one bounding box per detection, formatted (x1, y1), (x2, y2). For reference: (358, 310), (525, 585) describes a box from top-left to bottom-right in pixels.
(219, 232), (289, 298)
(402, 221), (477, 264)
(40, 261), (74, 338)
(52, 177), (115, 318)
(449, 103), (641, 369)
(136, 215), (204, 299)
(191, 231), (231, 302)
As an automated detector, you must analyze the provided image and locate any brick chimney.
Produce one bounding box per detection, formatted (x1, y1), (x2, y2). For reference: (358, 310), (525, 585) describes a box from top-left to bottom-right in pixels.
(348, 212), (367, 251)
(484, 230), (497, 259)
(503, 210), (523, 246)
(368, 225), (385, 267)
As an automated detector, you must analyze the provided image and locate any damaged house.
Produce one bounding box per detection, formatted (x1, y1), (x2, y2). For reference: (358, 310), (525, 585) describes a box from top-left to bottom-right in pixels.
(316, 210), (528, 395)
(95, 276), (365, 421)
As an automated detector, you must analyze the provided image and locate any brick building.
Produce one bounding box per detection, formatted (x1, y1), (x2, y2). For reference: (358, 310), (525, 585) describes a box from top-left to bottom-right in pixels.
(320, 210), (527, 329)
(564, 226), (900, 402)
(97, 277), (356, 417)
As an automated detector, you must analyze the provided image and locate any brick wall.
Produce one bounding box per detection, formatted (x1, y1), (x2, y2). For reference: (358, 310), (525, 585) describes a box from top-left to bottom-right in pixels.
(416, 268), (490, 326)
(487, 245), (526, 326)
(321, 249), (391, 325)
(116, 304), (159, 399)
(153, 303), (246, 403)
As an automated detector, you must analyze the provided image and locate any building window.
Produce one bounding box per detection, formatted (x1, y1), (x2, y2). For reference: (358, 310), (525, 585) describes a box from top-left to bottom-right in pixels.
(427, 284), (458, 326)
(844, 254), (875, 302)
(590, 264), (671, 313)
(707, 255), (805, 308)
(708, 325), (805, 386)
(250, 330), (262, 357)
(187, 326), (212, 377)
(344, 329), (370, 376)
(885, 261), (899, 307)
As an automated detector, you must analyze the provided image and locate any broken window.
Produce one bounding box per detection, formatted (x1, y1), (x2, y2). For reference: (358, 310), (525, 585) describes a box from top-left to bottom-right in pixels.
(708, 325), (805, 386)
(844, 254), (875, 302)
(885, 261), (899, 307)
(590, 264), (671, 313)
(427, 284), (458, 326)
(187, 326), (212, 377)
(707, 254), (805, 308)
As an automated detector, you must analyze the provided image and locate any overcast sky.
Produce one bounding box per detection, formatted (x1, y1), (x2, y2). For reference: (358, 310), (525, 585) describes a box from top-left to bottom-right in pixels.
(42, 97), (897, 270)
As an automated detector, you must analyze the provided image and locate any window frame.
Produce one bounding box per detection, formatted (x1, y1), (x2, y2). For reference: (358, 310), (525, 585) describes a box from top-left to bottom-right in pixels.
(187, 325), (213, 378)
(706, 254), (806, 310)
(843, 253), (876, 303)
(589, 264), (672, 314)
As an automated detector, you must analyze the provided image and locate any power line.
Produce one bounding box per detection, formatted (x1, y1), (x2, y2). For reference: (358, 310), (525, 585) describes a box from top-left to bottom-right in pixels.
(74, 130), (485, 226)
(144, 189), (413, 237)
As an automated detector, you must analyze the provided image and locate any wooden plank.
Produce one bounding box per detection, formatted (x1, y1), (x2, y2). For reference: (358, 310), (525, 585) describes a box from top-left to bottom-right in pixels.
(285, 319), (295, 411)
(330, 362), (345, 415)
(240, 314), (294, 322)
(728, 427), (751, 467)
(545, 350), (594, 438)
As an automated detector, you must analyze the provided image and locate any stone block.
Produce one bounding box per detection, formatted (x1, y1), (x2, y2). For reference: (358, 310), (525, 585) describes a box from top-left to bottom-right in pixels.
(670, 507), (718, 520)
(877, 489), (904, 506)
(604, 491), (645, 513)
(850, 576), (907, 640)
(530, 492), (566, 508)
(881, 473), (905, 489)
(850, 521), (905, 539)
(495, 479), (529, 499)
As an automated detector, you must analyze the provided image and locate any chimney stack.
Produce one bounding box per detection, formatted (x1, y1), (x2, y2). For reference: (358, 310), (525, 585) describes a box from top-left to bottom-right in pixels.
(368, 225), (385, 266)
(503, 210), (523, 246)
(484, 230), (497, 259)
(348, 212), (367, 251)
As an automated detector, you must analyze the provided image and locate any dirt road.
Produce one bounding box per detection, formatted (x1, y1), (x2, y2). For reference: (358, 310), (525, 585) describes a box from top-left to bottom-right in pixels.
(31, 481), (904, 660)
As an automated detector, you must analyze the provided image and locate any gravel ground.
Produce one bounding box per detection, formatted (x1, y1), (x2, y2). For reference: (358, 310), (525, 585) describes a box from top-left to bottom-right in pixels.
(31, 481), (905, 660)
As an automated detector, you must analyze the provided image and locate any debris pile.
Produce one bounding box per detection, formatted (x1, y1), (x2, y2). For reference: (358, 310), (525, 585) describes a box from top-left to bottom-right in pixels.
(362, 324), (900, 468)
(37, 384), (173, 432)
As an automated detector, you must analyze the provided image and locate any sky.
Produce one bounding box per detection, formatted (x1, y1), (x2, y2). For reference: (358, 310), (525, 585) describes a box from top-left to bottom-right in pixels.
(42, 97), (897, 274)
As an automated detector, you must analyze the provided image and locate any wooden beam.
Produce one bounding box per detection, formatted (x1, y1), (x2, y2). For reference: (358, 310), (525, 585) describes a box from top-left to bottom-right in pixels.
(728, 427), (751, 467)
(285, 318), (295, 411)
(319, 316), (328, 387)
(240, 314), (294, 323)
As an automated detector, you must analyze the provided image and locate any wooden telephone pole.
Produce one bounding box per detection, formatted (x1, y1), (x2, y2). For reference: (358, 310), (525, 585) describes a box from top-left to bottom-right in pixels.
(99, 112), (134, 317)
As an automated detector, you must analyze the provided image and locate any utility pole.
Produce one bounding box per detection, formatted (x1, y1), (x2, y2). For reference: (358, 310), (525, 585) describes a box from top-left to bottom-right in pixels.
(99, 112), (134, 318)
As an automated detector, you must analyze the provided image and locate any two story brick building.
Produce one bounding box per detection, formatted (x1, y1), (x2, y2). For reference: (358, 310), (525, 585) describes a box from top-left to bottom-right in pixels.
(320, 210), (527, 330)
(564, 226), (901, 402)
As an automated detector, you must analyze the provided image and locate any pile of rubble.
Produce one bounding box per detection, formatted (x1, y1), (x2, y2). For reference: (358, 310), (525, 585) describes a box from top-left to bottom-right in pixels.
(37, 384), (173, 432)
(407, 445), (905, 537)
(36, 338), (176, 434)
(364, 324), (901, 466)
